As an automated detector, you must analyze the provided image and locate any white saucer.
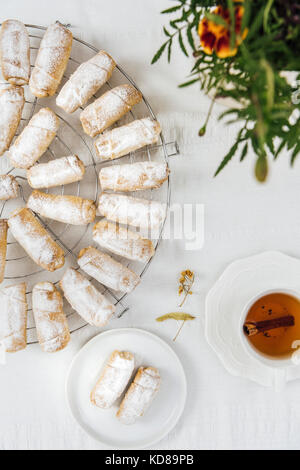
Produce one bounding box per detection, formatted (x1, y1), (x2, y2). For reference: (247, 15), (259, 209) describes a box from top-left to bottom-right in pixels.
(205, 251), (300, 388)
(65, 328), (187, 449)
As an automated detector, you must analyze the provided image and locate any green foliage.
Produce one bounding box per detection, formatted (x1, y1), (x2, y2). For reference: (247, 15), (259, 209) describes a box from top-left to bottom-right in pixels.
(152, 0), (300, 182)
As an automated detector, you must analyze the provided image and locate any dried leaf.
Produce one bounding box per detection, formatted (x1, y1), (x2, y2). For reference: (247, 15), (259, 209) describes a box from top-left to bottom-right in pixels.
(156, 312), (195, 322)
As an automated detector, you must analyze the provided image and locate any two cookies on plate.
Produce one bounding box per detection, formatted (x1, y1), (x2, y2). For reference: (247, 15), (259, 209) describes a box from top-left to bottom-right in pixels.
(91, 350), (160, 425)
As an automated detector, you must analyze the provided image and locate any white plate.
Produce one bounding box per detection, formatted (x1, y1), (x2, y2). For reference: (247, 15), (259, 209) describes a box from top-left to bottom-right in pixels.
(66, 328), (187, 449)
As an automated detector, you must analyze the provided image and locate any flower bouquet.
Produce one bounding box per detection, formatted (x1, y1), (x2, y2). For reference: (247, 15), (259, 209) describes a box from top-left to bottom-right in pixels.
(152, 0), (300, 182)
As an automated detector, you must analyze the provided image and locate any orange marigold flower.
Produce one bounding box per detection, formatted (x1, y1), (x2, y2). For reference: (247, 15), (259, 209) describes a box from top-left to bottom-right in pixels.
(198, 5), (248, 59)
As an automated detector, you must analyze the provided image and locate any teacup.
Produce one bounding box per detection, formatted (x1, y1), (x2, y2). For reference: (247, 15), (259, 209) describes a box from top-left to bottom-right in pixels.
(240, 288), (300, 369)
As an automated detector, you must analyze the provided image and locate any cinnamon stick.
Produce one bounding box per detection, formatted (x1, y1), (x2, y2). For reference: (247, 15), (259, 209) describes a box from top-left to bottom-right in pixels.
(243, 315), (295, 337)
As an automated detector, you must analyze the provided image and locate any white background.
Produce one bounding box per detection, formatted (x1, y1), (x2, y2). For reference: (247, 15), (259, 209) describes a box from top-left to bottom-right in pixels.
(1, 0), (300, 450)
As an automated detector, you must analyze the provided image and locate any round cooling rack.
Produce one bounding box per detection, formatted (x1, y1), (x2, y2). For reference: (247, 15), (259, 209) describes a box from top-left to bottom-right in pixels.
(0, 22), (179, 345)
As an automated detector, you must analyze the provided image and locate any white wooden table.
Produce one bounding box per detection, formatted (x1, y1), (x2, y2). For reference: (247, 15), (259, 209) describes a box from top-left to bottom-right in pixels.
(1, 0), (300, 450)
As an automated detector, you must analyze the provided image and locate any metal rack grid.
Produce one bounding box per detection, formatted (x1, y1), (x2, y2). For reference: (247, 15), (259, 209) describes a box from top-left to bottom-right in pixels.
(0, 22), (178, 344)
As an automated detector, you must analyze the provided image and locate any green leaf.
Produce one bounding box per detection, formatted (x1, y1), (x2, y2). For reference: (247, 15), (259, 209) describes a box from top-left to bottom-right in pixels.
(246, 4), (265, 41)
(274, 140), (286, 160)
(205, 12), (229, 28)
(161, 5), (183, 14)
(261, 58), (274, 110)
(218, 108), (240, 121)
(251, 135), (260, 155)
(151, 41), (168, 64)
(170, 20), (179, 29)
(191, 56), (205, 72)
(167, 39), (172, 63)
(214, 142), (239, 177)
(163, 26), (172, 37)
(263, 0), (275, 33)
(241, 0), (251, 33)
(179, 78), (199, 87)
(156, 312), (195, 322)
(266, 137), (275, 155)
(178, 30), (189, 57)
(228, 0), (236, 51)
(240, 142), (248, 161)
(186, 24), (196, 51)
(291, 144), (300, 166)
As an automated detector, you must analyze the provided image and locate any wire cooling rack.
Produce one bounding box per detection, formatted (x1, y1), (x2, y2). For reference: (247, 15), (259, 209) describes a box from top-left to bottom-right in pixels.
(0, 22), (178, 344)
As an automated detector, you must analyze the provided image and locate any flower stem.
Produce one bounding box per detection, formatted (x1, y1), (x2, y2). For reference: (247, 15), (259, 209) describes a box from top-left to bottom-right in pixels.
(173, 320), (186, 342)
(199, 90), (217, 136)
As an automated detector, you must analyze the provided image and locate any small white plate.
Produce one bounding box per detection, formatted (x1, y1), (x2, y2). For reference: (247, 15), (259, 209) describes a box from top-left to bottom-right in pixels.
(66, 328), (187, 449)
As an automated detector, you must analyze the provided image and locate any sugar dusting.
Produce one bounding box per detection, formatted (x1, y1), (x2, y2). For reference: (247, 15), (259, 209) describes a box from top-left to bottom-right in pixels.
(60, 267), (115, 327)
(0, 85), (24, 156)
(8, 208), (64, 271)
(98, 193), (166, 230)
(27, 190), (96, 225)
(32, 282), (70, 352)
(27, 155), (85, 189)
(93, 219), (154, 263)
(0, 175), (19, 200)
(117, 367), (160, 425)
(91, 350), (134, 408)
(9, 107), (59, 169)
(0, 20), (30, 85)
(78, 246), (140, 293)
(100, 161), (169, 192)
(95, 118), (161, 161)
(80, 84), (142, 137)
(0, 220), (7, 283)
(29, 23), (72, 97)
(57, 50), (115, 113)
(0, 283), (27, 352)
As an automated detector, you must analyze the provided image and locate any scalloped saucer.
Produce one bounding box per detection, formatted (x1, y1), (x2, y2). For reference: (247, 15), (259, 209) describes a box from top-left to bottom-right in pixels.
(205, 251), (300, 389)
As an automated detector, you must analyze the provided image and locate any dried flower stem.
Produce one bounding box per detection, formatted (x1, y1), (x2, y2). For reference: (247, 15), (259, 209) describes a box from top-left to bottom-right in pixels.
(179, 270), (195, 307)
(173, 320), (186, 342)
